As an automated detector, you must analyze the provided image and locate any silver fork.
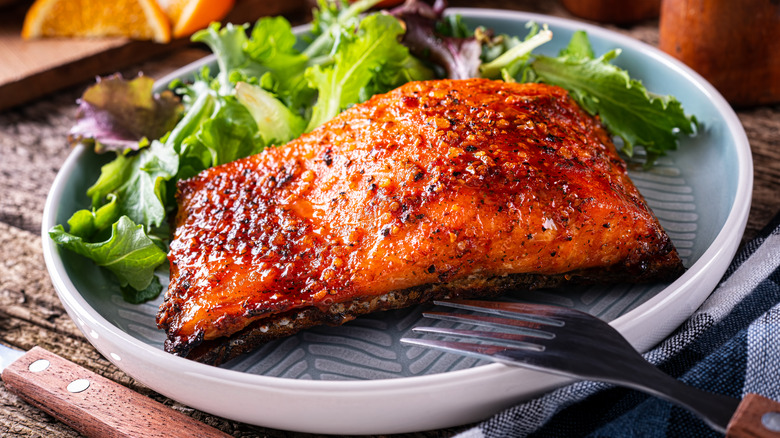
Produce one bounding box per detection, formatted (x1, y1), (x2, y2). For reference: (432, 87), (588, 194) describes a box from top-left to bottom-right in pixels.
(400, 299), (780, 436)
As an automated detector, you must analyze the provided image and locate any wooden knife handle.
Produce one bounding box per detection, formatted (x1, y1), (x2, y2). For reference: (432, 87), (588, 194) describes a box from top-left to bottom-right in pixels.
(727, 393), (780, 437)
(2, 346), (230, 438)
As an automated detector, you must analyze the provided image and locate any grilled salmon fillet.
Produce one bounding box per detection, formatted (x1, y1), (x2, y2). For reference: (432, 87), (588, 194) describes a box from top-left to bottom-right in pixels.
(158, 78), (684, 364)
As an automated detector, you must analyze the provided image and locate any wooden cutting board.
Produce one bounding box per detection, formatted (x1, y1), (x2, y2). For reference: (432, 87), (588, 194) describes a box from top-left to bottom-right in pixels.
(0, 0), (305, 112)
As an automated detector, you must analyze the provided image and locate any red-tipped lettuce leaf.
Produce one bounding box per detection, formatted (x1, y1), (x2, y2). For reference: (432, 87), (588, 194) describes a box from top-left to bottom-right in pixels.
(68, 74), (183, 153)
(391, 0), (481, 79)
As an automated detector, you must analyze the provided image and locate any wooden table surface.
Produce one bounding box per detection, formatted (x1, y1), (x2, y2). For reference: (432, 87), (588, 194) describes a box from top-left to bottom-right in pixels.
(1, 1), (779, 437)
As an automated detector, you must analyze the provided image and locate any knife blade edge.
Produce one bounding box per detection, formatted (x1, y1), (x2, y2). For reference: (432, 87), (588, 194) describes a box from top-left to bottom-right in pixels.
(0, 342), (25, 375)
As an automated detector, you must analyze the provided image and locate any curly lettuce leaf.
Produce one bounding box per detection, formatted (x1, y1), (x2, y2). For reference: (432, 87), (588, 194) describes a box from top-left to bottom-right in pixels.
(305, 0), (384, 58)
(532, 31), (697, 164)
(65, 194), (121, 239)
(189, 95), (266, 166)
(558, 29), (595, 59)
(479, 24), (552, 79)
(49, 215), (167, 296)
(236, 82), (305, 145)
(244, 16), (308, 81)
(121, 277), (163, 304)
(305, 13), (432, 131)
(86, 139), (178, 229)
(68, 74), (183, 153)
(191, 23), (266, 94)
(243, 16), (314, 112)
(84, 87), (269, 230)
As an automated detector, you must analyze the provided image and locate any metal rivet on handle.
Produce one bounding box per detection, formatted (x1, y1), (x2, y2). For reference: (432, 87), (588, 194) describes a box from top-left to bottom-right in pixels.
(67, 379), (90, 393)
(762, 412), (780, 432)
(28, 359), (50, 372)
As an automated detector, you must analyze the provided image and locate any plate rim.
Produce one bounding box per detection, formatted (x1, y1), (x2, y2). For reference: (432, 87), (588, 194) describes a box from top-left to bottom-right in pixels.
(40, 7), (753, 434)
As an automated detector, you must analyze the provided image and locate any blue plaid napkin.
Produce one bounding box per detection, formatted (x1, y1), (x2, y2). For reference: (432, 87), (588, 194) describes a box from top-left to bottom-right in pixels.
(456, 212), (780, 438)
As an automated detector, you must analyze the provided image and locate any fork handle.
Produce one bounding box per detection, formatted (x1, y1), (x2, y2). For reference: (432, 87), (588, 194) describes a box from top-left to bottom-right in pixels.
(622, 365), (739, 434)
(623, 364), (780, 436)
(727, 393), (780, 438)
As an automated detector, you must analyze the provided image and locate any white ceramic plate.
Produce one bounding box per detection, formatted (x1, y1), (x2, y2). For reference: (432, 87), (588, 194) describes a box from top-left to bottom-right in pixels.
(41, 8), (752, 435)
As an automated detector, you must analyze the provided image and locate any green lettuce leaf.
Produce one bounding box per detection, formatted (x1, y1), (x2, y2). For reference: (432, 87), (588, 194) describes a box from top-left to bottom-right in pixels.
(49, 215), (167, 295)
(86, 139), (178, 229)
(245, 16), (314, 113)
(65, 194), (120, 239)
(531, 31), (697, 165)
(304, 0), (384, 58)
(479, 24), (552, 79)
(236, 82), (305, 145)
(190, 96), (266, 166)
(192, 23), (266, 94)
(121, 276), (163, 304)
(305, 13), (432, 131)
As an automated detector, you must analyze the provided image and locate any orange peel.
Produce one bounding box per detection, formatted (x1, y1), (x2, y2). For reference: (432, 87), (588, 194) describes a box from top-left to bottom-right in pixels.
(162, 0), (235, 39)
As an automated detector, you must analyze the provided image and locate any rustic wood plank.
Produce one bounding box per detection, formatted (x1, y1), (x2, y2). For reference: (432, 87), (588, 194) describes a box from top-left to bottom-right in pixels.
(0, 92), (76, 233)
(739, 107), (780, 236)
(0, 397), (81, 438)
(0, 223), (75, 335)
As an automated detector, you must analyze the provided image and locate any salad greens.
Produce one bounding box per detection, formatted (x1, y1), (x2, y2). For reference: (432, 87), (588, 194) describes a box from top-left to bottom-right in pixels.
(529, 32), (696, 163)
(50, 0), (698, 303)
(304, 12), (433, 131)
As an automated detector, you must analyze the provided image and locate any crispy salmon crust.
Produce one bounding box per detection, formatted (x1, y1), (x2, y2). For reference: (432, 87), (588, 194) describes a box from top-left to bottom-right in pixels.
(158, 79), (685, 364)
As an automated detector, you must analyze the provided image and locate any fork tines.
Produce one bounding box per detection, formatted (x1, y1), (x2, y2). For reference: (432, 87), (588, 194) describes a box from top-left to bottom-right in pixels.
(401, 299), (567, 357)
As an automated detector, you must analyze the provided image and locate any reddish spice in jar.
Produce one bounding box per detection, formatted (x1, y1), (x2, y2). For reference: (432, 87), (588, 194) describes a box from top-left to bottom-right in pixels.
(562, 0), (661, 24)
(658, 0), (780, 106)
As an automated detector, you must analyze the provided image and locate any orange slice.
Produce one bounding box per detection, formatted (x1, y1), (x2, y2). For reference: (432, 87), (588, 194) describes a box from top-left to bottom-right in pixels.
(161, 0), (235, 39)
(21, 0), (171, 43)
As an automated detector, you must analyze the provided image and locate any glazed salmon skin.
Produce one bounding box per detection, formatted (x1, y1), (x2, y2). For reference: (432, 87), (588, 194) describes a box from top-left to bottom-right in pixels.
(157, 78), (684, 364)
